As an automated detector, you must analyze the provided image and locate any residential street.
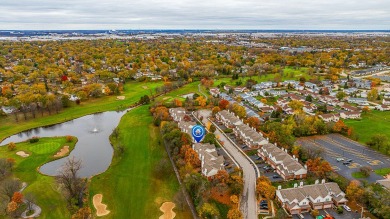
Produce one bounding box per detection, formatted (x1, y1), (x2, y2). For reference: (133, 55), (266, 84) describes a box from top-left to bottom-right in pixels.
(196, 110), (258, 219)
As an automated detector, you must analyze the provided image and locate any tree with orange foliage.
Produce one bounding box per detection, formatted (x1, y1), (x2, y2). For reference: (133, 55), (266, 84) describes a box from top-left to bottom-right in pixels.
(362, 106), (370, 114)
(212, 170), (229, 185)
(306, 157), (332, 178)
(333, 120), (348, 133)
(7, 201), (18, 213)
(180, 145), (191, 158)
(185, 148), (201, 168)
(180, 133), (192, 146)
(11, 192), (23, 204)
(201, 77), (214, 88)
(219, 99), (230, 110)
(196, 96), (207, 107)
(212, 106), (221, 116)
(256, 176), (275, 200)
(245, 117), (261, 130)
(291, 145), (301, 159)
(173, 98), (183, 107)
(227, 208), (242, 219)
(346, 180), (364, 202)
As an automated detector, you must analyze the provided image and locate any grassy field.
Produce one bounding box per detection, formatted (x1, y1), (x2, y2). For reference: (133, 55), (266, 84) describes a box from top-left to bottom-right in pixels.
(89, 105), (191, 218)
(0, 137), (77, 218)
(351, 171), (367, 179)
(0, 81), (163, 141)
(344, 111), (390, 144)
(375, 168), (390, 176)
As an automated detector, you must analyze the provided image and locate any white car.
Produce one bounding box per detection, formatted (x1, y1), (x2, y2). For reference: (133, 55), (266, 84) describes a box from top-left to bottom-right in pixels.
(343, 205), (351, 212)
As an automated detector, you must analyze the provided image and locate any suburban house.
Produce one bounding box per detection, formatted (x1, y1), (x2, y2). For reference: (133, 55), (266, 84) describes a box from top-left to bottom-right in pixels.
(383, 98), (390, 105)
(209, 88), (220, 97)
(341, 104), (359, 112)
(319, 113), (340, 122)
(193, 143), (225, 177)
(340, 111), (361, 119)
(276, 181), (348, 215)
(258, 143), (307, 180)
(375, 104), (390, 111)
(376, 179), (390, 190)
(215, 110), (243, 128)
(347, 97), (369, 106)
(169, 107), (187, 122)
(233, 124), (268, 148)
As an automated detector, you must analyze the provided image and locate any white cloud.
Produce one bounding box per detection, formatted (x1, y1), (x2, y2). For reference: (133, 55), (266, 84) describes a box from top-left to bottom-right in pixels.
(0, 0), (389, 29)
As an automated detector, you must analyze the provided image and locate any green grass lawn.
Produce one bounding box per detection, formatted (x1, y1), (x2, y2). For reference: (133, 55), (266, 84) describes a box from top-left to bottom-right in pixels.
(0, 136), (77, 218)
(375, 168), (390, 176)
(0, 81), (163, 142)
(89, 105), (191, 218)
(344, 111), (390, 145)
(351, 171), (368, 179)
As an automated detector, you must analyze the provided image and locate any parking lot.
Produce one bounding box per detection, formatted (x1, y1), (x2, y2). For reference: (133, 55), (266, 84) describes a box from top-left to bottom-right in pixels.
(292, 208), (361, 219)
(297, 134), (390, 182)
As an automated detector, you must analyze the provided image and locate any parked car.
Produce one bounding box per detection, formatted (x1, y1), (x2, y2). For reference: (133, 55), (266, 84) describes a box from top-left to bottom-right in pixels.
(336, 158), (344, 162)
(272, 175), (281, 179)
(298, 213), (305, 219)
(343, 205), (351, 212)
(256, 156), (262, 160)
(343, 161), (351, 165)
(346, 159), (353, 163)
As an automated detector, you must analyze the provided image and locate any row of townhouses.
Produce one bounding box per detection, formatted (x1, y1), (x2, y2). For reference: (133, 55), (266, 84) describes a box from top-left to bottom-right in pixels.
(258, 143), (307, 180)
(169, 108), (224, 177)
(276, 181), (348, 215)
(216, 109), (307, 180)
(193, 143), (225, 177)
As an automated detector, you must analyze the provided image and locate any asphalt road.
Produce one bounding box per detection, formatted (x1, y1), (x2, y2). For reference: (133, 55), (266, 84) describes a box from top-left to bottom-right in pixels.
(197, 110), (258, 219)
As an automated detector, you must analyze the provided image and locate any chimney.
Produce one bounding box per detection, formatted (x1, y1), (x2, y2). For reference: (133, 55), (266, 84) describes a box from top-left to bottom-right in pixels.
(300, 182), (304, 187)
(321, 179), (326, 184)
(294, 183), (298, 188)
(315, 179), (319, 184)
(304, 165), (307, 169)
(293, 155), (296, 159)
(278, 185), (282, 190)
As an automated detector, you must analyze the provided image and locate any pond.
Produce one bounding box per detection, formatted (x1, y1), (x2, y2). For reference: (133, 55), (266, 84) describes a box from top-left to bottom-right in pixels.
(0, 110), (127, 177)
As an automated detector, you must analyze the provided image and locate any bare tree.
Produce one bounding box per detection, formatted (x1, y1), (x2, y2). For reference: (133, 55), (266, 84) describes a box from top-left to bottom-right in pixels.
(0, 158), (13, 180)
(56, 157), (86, 209)
(24, 193), (36, 212)
(0, 179), (21, 199)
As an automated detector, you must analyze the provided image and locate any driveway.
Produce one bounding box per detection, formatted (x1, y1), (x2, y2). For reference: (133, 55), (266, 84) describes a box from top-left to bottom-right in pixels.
(196, 110), (258, 219)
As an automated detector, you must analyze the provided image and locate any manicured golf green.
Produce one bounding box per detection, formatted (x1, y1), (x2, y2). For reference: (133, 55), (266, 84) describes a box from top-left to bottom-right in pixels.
(0, 137), (77, 218)
(89, 106), (191, 218)
(0, 81), (163, 142)
(345, 111), (390, 144)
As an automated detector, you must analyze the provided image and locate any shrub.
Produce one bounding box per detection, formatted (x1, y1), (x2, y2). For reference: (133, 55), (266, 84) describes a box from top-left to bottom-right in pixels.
(337, 206), (343, 214)
(223, 128), (233, 133)
(8, 142), (16, 151)
(29, 137), (39, 143)
(66, 135), (73, 143)
(311, 209), (319, 217)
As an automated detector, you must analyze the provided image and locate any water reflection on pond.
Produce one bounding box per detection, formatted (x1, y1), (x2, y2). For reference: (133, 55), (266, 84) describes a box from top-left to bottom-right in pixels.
(1, 111), (126, 177)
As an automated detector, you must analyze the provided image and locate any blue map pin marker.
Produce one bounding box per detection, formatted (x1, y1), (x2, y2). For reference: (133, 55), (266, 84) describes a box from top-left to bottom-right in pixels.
(192, 125), (205, 143)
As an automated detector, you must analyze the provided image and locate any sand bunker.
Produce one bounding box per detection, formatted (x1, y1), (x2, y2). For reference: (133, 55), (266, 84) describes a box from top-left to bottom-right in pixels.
(116, 96), (125, 100)
(54, 146), (69, 158)
(16, 151), (30, 158)
(93, 194), (110, 217)
(142, 86), (148, 89)
(163, 97), (170, 100)
(159, 202), (176, 219)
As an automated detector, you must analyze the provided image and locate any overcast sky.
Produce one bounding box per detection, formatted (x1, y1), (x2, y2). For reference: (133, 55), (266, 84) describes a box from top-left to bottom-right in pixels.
(0, 0), (389, 30)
